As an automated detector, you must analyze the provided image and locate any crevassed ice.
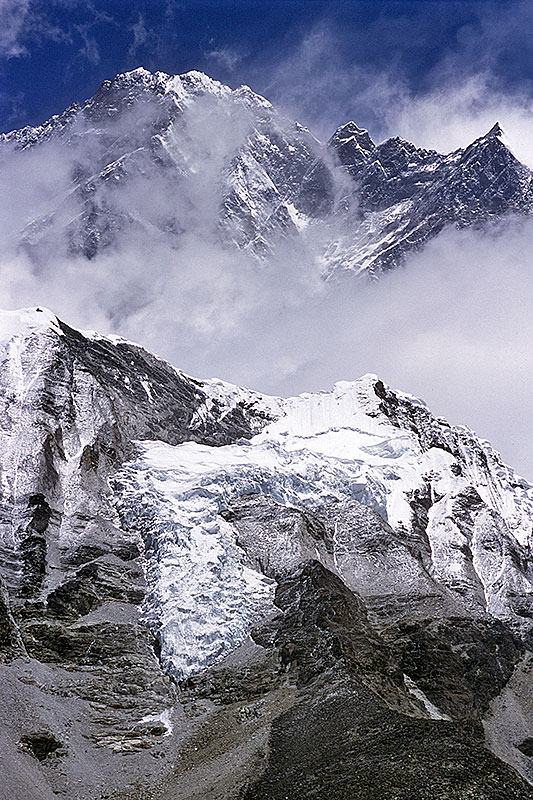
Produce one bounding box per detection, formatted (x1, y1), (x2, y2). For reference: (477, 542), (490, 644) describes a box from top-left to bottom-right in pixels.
(114, 375), (533, 679)
(113, 380), (432, 677)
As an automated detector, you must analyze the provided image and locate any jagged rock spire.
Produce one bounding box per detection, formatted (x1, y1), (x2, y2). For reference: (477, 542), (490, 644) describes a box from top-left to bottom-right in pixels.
(487, 121), (504, 137)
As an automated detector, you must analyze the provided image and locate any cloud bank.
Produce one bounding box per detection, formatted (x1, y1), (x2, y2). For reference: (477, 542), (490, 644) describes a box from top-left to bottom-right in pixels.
(1, 206), (532, 479)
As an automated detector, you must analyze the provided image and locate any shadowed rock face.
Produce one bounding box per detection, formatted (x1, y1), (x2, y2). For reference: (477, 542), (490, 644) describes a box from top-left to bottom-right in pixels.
(326, 122), (533, 274)
(243, 693), (533, 800)
(164, 547), (532, 800)
(1, 311), (533, 798)
(2, 69), (532, 276)
(19, 730), (64, 761)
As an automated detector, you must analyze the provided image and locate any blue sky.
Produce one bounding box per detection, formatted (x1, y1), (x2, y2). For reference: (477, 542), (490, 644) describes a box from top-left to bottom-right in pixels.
(1, 0), (532, 141)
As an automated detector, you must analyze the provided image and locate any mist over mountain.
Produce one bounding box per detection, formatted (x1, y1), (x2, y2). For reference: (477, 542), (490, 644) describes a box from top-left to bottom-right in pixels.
(0, 67), (532, 479)
(2, 67), (531, 273)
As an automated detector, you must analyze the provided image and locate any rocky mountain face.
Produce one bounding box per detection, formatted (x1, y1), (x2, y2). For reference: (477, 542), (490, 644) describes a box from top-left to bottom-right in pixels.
(0, 68), (329, 264)
(1, 68), (531, 276)
(1, 307), (533, 799)
(325, 120), (533, 275)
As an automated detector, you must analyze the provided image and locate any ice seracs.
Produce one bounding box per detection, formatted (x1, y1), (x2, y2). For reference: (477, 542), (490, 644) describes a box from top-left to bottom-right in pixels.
(0, 308), (533, 795)
(0, 309), (531, 685)
(115, 373), (533, 679)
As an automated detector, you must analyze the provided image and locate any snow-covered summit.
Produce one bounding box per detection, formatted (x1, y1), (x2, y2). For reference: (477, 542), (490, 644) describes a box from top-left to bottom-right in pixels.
(0, 307), (63, 344)
(2, 67), (531, 275)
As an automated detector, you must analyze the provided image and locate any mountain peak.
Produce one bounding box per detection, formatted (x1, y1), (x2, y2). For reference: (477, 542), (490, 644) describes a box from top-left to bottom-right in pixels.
(2, 69), (532, 279)
(0, 307), (63, 347)
(110, 65), (165, 88)
(109, 66), (228, 98)
(487, 121), (504, 138)
(122, 66), (152, 79)
(331, 120), (376, 151)
(337, 120), (368, 135)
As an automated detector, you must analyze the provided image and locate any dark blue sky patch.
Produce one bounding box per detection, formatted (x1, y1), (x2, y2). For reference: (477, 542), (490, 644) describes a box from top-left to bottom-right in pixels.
(1, 0), (531, 138)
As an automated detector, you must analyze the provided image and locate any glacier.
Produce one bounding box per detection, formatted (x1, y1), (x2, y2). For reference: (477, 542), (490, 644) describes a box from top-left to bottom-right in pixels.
(114, 375), (533, 680)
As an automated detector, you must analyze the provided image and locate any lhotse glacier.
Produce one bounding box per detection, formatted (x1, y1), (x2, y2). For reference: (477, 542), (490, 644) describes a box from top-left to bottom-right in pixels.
(116, 373), (533, 680)
(1, 307), (533, 799)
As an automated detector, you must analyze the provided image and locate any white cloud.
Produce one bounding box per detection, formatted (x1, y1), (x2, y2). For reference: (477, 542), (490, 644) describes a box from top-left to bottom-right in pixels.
(1, 180), (532, 478)
(131, 14), (148, 50)
(76, 24), (100, 65)
(375, 74), (533, 169)
(205, 45), (244, 71)
(0, 1), (104, 66)
(0, 0), (31, 57)
(261, 14), (533, 169)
